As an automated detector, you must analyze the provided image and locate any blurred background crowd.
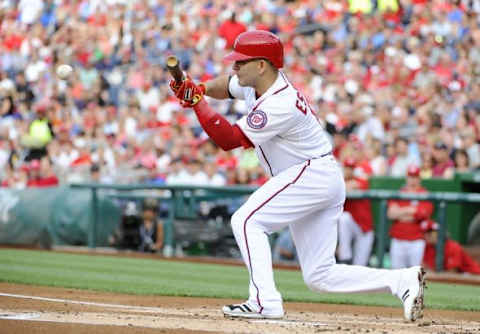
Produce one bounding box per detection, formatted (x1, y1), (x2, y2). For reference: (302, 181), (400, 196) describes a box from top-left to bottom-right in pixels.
(0, 0), (480, 190)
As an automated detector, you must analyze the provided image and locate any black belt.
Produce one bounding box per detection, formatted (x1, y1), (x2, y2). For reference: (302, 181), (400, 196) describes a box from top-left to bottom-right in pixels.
(308, 152), (332, 161)
(317, 151), (332, 158)
(304, 152), (332, 164)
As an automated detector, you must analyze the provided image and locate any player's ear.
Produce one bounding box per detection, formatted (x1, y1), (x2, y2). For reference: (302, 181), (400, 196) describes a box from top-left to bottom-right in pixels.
(258, 59), (269, 75)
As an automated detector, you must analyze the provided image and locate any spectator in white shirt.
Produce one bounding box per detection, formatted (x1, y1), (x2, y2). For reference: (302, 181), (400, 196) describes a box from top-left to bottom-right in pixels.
(461, 128), (480, 170)
(19, 0), (43, 24)
(136, 81), (160, 113)
(390, 137), (419, 177)
(166, 158), (189, 185)
(355, 106), (385, 143)
(183, 159), (208, 185)
(205, 162), (226, 186)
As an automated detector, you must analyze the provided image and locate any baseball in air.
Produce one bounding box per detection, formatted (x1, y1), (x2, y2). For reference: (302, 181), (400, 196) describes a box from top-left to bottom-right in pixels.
(56, 64), (73, 79)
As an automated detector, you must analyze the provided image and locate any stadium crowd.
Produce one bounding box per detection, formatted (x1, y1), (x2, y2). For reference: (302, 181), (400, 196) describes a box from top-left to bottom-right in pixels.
(0, 0), (480, 189)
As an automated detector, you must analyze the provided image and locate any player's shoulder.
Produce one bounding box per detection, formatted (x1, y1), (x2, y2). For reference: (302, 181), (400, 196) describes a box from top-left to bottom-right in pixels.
(261, 93), (295, 109)
(446, 239), (461, 249)
(274, 74), (298, 99)
(259, 84), (299, 113)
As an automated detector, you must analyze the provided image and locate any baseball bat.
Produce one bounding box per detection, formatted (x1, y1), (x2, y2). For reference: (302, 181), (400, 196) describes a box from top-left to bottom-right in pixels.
(166, 55), (201, 105)
(166, 55), (184, 84)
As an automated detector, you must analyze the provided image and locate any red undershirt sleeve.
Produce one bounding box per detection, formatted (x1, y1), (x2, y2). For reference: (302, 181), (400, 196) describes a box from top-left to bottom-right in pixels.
(193, 98), (254, 151)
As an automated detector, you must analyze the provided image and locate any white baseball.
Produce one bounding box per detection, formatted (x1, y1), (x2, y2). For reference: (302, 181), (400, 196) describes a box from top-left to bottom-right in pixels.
(56, 64), (73, 79)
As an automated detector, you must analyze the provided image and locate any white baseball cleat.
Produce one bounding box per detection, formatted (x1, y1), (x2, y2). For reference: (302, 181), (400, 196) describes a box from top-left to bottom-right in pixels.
(222, 302), (284, 319)
(400, 266), (426, 322)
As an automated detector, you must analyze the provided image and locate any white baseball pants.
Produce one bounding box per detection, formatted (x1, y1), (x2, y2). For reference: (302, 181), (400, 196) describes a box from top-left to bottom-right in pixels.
(338, 211), (374, 266)
(390, 238), (426, 269)
(230, 156), (406, 314)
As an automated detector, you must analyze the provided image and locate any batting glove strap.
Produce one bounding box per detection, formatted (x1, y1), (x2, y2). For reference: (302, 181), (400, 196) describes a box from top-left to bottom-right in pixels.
(172, 78), (205, 108)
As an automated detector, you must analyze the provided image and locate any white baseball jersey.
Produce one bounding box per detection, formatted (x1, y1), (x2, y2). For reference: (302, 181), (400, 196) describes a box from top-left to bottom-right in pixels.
(229, 72), (332, 176)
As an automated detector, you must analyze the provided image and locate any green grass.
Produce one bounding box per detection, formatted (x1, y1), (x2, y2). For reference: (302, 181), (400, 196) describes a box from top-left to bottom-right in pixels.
(0, 249), (479, 312)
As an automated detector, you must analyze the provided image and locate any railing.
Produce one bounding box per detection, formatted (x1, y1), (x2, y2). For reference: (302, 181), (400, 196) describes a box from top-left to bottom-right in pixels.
(70, 183), (480, 272)
(347, 190), (480, 272)
(70, 183), (256, 253)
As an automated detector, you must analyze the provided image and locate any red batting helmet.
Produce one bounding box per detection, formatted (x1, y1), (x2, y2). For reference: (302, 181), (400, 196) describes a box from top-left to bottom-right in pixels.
(224, 30), (284, 68)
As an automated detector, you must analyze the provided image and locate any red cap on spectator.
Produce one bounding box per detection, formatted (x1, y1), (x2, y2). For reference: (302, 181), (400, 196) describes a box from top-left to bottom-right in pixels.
(35, 104), (48, 114)
(343, 158), (356, 168)
(407, 165), (420, 177)
(420, 219), (438, 232)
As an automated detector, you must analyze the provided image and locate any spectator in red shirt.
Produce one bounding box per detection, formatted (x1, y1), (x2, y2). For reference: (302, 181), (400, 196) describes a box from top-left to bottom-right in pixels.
(387, 165), (434, 269)
(218, 12), (247, 49)
(421, 220), (480, 275)
(337, 158), (374, 266)
(431, 141), (455, 179)
(26, 159), (59, 188)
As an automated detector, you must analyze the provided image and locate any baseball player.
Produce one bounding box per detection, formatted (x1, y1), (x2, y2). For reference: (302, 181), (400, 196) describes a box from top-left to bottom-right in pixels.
(421, 220), (480, 275)
(387, 165), (434, 269)
(337, 158), (374, 266)
(169, 30), (425, 321)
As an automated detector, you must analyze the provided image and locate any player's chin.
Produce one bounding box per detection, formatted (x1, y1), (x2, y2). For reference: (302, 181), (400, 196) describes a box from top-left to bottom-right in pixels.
(237, 78), (250, 87)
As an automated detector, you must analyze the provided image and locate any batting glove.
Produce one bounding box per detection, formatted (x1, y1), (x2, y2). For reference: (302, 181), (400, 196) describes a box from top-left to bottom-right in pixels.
(169, 77), (206, 108)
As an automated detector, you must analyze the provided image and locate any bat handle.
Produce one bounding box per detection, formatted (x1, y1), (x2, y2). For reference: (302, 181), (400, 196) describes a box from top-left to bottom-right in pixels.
(166, 55), (184, 84)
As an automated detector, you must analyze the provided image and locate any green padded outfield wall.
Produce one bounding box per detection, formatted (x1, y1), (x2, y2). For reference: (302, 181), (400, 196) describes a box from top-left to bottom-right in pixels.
(0, 187), (121, 247)
(369, 174), (479, 244)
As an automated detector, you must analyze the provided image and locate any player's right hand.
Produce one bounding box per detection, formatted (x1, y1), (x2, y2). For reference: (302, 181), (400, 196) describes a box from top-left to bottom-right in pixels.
(169, 79), (182, 94)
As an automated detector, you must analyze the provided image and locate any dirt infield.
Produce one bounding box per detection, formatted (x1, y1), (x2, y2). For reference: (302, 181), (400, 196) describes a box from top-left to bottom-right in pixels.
(0, 283), (479, 334)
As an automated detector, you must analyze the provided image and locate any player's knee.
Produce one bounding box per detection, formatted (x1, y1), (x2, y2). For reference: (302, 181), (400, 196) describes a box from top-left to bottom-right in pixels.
(339, 211), (352, 224)
(230, 210), (245, 233)
(303, 265), (332, 292)
(303, 274), (325, 292)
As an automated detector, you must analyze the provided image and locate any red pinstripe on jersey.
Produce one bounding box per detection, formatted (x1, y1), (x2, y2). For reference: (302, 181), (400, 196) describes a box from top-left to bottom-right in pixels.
(242, 160), (310, 312)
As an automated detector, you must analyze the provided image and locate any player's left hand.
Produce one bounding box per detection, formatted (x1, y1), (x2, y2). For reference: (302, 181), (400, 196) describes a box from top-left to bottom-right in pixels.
(169, 77), (206, 108)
